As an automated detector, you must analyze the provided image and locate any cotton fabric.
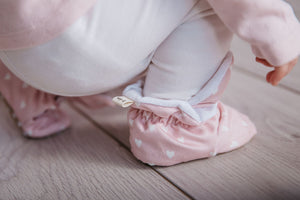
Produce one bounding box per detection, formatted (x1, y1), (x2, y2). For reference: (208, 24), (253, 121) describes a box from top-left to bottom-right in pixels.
(0, 0), (299, 165)
(1, 0), (299, 97)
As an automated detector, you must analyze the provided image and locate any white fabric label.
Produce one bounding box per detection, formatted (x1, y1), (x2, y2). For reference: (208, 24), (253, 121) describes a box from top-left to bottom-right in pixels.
(112, 96), (134, 108)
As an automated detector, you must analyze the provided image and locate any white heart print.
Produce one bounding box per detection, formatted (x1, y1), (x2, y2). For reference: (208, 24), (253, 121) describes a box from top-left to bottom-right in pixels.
(135, 139), (142, 148)
(230, 141), (239, 148)
(166, 150), (175, 159)
(177, 137), (185, 143)
(148, 124), (156, 132)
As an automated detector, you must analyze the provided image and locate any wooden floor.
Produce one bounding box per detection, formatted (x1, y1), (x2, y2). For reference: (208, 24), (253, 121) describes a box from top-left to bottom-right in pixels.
(1, 1), (300, 199)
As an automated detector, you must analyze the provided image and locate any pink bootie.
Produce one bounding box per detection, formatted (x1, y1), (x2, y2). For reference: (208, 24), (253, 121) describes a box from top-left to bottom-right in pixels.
(0, 60), (71, 138)
(122, 52), (257, 166)
(127, 101), (256, 166)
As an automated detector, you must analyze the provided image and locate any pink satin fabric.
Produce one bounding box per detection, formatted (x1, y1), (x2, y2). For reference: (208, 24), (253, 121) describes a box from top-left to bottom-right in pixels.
(128, 102), (256, 166)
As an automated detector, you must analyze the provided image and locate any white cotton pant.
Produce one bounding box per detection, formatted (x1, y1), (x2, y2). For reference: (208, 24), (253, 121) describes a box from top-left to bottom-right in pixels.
(0, 0), (233, 100)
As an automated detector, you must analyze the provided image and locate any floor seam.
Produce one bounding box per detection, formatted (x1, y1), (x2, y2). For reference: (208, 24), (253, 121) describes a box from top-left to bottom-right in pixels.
(69, 102), (195, 200)
(234, 65), (300, 95)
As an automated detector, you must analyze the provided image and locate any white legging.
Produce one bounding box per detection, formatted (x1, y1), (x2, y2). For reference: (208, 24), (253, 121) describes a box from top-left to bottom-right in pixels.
(0, 0), (233, 100)
(144, 3), (233, 100)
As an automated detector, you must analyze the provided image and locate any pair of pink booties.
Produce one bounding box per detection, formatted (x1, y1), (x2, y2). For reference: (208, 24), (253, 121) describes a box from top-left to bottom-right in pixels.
(0, 55), (257, 166)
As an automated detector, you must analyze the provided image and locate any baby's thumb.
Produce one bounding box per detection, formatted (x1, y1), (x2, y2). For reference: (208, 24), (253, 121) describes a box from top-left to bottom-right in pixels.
(269, 66), (289, 86)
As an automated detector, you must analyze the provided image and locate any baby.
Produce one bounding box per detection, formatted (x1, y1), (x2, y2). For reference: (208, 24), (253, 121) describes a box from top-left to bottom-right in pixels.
(0, 0), (299, 166)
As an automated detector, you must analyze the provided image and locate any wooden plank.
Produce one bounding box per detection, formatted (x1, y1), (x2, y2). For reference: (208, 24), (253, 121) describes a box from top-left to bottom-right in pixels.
(0, 100), (189, 200)
(73, 69), (300, 200)
(231, 37), (300, 93)
(158, 70), (300, 200)
(288, 0), (300, 18)
(231, 0), (300, 93)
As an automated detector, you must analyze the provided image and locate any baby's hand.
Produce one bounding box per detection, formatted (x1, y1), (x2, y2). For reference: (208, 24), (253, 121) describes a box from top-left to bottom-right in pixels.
(256, 57), (298, 86)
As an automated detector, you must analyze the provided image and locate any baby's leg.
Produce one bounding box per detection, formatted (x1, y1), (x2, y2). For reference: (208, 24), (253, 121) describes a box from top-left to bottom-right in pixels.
(143, 8), (232, 100)
(0, 60), (70, 138)
(123, 6), (257, 166)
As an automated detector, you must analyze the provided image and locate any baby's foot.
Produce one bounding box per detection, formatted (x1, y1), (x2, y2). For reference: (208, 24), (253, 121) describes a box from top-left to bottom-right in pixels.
(128, 101), (256, 166)
(0, 60), (71, 138)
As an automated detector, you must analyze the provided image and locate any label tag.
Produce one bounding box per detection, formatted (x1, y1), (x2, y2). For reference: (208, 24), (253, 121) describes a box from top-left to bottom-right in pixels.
(112, 96), (134, 108)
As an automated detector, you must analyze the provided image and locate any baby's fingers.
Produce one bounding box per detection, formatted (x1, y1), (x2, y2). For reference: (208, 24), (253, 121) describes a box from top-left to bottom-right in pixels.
(256, 57), (273, 67)
(267, 66), (290, 86)
(257, 57), (298, 86)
